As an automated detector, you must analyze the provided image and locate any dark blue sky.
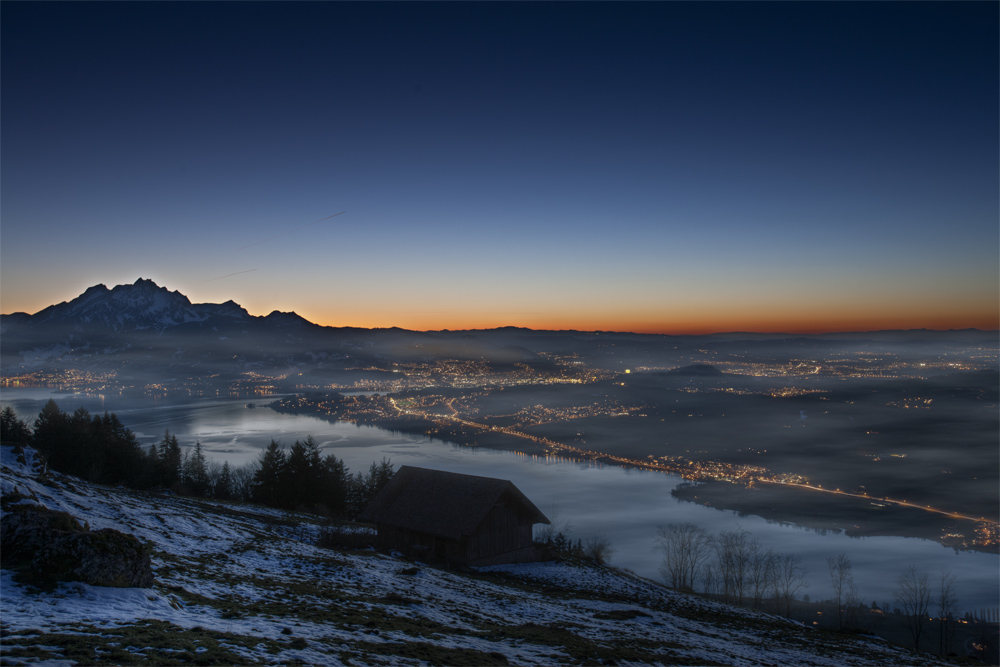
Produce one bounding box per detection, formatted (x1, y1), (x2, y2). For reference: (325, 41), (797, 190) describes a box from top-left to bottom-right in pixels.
(3, 2), (997, 332)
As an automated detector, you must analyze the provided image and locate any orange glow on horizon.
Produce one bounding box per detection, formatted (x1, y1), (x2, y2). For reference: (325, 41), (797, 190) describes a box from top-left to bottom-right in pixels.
(302, 309), (1000, 336)
(289, 280), (1000, 335)
(6, 279), (997, 337)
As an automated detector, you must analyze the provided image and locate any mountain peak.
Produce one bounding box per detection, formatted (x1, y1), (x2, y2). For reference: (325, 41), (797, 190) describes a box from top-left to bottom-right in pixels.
(106, 279), (192, 311)
(76, 283), (111, 305)
(18, 279), (208, 333)
(265, 310), (310, 326)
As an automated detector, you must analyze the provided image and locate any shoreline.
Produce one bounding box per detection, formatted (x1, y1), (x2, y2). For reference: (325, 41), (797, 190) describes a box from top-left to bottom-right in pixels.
(270, 398), (998, 556)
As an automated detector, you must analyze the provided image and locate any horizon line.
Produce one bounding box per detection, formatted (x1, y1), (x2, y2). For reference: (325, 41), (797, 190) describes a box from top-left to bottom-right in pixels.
(3, 277), (996, 339)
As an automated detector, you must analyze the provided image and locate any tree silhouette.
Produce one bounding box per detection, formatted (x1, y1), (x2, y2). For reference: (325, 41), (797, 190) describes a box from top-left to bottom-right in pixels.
(656, 522), (713, 592)
(320, 452), (349, 516)
(252, 439), (287, 507)
(183, 441), (210, 496)
(92, 411), (144, 486)
(585, 534), (615, 566)
(828, 553), (855, 630)
(0, 406), (31, 446)
(214, 461), (234, 500)
(937, 569), (958, 656)
(32, 399), (73, 472)
(772, 553), (808, 618)
(716, 528), (753, 604)
(895, 564), (931, 650)
(157, 430), (183, 489)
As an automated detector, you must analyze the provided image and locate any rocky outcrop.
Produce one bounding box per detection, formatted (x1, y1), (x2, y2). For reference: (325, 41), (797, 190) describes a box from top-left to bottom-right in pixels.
(1, 499), (153, 588)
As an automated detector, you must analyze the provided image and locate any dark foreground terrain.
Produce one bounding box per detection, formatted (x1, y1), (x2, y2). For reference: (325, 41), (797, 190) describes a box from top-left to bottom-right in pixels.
(1, 444), (977, 666)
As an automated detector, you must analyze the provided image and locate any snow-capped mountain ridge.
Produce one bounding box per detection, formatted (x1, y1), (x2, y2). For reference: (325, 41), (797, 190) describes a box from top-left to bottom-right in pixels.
(0, 278), (547, 378)
(32, 278), (248, 333)
(0, 278), (334, 376)
(4, 278), (994, 386)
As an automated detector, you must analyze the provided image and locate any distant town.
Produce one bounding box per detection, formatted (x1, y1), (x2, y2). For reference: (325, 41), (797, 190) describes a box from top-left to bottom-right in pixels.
(6, 339), (998, 554)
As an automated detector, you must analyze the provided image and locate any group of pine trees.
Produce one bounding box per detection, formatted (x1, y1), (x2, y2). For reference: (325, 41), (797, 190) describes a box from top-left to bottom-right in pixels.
(250, 436), (393, 516)
(0, 401), (392, 518)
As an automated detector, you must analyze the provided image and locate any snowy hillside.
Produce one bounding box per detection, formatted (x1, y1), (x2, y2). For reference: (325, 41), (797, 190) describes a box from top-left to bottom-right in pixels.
(1, 445), (948, 666)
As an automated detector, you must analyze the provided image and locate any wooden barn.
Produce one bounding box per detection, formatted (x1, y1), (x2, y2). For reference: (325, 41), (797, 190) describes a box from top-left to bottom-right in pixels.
(358, 466), (550, 566)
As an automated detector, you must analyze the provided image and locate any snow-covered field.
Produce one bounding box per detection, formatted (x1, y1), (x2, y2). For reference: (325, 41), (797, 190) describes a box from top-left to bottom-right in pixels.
(1, 445), (947, 666)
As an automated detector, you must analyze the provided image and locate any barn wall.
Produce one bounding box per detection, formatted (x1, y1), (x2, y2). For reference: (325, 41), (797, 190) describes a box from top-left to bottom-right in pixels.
(468, 492), (534, 562)
(375, 488), (543, 565)
(376, 525), (470, 561)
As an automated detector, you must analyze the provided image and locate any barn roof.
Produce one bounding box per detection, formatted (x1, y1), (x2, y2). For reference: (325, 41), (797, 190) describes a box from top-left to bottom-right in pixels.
(358, 466), (549, 540)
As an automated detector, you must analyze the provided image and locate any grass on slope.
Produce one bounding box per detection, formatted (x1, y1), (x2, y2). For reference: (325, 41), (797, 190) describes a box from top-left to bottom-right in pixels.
(1, 445), (952, 667)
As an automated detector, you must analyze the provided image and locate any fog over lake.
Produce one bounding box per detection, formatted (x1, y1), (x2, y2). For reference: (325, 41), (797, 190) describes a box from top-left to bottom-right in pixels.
(3, 389), (997, 613)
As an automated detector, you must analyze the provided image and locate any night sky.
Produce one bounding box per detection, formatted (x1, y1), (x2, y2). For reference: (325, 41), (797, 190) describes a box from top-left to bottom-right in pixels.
(2, 2), (997, 334)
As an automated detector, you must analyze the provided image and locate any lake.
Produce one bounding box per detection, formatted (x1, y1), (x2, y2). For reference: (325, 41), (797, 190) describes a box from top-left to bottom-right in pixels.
(3, 388), (997, 613)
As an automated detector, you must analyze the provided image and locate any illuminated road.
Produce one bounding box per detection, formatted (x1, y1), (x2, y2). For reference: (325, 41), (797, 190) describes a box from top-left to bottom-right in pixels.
(765, 480), (990, 523)
(388, 397), (996, 530)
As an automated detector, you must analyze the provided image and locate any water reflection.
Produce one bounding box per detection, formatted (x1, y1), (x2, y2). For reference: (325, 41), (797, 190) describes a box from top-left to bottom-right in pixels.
(2, 389), (997, 612)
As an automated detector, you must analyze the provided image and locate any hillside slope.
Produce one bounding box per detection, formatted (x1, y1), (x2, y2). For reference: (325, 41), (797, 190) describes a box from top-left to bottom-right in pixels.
(0, 446), (947, 666)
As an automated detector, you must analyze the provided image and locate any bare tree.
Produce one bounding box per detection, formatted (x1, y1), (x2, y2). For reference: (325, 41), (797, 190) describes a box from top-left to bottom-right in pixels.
(206, 459), (224, 492)
(701, 562), (718, 596)
(536, 504), (571, 542)
(936, 569), (958, 656)
(747, 541), (776, 610)
(894, 564), (931, 650)
(585, 534), (615, 566)
(715, 528), (752, 604)
(843, 582), (864, 630)
(229, 461), (258, 502)
(771, 553), (808, 617)
(827, 553), (854, 630)
(656, 523), (714, 592)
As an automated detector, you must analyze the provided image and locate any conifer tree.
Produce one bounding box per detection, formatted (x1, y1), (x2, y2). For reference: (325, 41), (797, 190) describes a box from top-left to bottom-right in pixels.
(321, 452), (349, 516)
(283, 439), (314, 509)
(68, 407), (98, 480)
(145, 442), (160, 487)
(158, 430), (183, 488)
(215, 461), (233, 500)
(93, 411), (143, 486)
(184, 441), (210, 496)
(32, 399), (72, 471)
(0, 406), (31, 446)
(349, 457), (394, 516)
(252, 440), (287, 507)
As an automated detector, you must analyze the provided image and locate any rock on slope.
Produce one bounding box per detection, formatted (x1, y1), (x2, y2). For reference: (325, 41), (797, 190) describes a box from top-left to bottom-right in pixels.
(0, 445), (947, 666)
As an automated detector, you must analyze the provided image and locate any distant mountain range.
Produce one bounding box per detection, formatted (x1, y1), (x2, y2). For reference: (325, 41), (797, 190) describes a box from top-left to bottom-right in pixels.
(0, 279), (549, 381)
(3, 278), (313, 341)
(2, 278), (995, 384)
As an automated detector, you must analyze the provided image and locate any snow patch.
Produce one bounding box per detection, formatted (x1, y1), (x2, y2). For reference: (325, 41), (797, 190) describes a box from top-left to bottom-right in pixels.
(0, 445), (946, 667)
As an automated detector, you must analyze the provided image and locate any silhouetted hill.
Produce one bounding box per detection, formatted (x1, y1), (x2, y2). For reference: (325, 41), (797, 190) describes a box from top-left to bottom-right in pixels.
(2, 279), (995, 387)
(0, 279), (544, 381)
